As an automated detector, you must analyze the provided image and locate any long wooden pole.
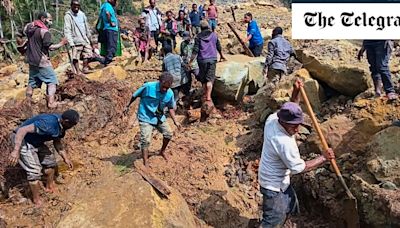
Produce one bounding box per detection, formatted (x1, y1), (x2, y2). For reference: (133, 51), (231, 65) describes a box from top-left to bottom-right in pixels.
(227, 22), (254, 57)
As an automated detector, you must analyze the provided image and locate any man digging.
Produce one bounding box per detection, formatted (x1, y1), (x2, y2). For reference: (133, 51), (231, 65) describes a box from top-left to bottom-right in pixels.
(258, 80), (335, 227)
(8, 110), (79, 207)
(124, 72), (181, 168)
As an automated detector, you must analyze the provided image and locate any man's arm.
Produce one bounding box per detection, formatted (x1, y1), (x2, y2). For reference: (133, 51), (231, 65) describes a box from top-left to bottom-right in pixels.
(189, 37), (199, 65)
(216, 38), (225, 61)
(53, 139), (73, 170)
(84, 14), (92, 40)
(168, 108), (181, 129)
(124, 85), (146, 114)
(9, 124), (35, 166)
(265, 41), (275, 67)
(63, 15), (74, 46)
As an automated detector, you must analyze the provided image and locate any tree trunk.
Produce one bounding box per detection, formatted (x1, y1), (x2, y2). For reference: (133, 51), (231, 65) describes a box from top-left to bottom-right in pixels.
(0, 16), (4, 38)
(56, 0), (59, 26)
(42, 0), (47, 12)
(10, 19), (15, 39)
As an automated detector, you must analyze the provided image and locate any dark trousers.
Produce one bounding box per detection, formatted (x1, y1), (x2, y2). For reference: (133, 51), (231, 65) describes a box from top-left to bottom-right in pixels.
(151, 30), (160, 50)
(250, 43), (264, 57)
(366, 42), (395, 94)
(105, 29), (118, 64)
(260, 186), (299, 228)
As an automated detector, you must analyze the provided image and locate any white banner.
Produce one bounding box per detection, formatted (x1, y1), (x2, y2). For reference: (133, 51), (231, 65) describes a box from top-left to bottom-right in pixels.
(292, 3), (400, 39)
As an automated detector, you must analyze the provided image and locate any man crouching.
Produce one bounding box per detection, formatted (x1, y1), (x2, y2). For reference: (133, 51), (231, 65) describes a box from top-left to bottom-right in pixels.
(8, 110), (79, 207)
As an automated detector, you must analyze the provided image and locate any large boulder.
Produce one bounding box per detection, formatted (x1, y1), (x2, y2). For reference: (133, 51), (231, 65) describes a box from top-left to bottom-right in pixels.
(302, 116), (383, 157)
(214, 55), (267, 102)
(294, 68), (326, 113)
(57, 172), (197, 228)
(86, 65), (128, 82)
(367, 126), (400, 186)
(295, 40), (371, 97)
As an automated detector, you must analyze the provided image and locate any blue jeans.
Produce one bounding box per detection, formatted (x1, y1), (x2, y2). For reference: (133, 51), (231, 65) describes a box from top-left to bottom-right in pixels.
(208, 19), (217, 31)
(260, 186), (299, 228)
(365, 41), (395, 94)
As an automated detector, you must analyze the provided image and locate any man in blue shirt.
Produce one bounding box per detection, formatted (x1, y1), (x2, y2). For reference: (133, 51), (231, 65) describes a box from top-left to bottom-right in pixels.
(8, 110), (80, 207)
(189, 4), (201, 36)
(124, 72), (181, 168)
(99, 0), (118, 64)
(242, 12), (264, 57)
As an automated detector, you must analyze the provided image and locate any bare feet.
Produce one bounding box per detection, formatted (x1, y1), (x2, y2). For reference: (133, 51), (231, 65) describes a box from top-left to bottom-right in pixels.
(45, 185), (59, 194)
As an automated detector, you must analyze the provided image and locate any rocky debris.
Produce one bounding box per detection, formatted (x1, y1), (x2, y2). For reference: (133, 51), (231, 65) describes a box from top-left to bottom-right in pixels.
(57, 172), (197, 228)
(295, 40), (371, 97)
(366, 126), (400, 186)
(0, 64), (18, 78)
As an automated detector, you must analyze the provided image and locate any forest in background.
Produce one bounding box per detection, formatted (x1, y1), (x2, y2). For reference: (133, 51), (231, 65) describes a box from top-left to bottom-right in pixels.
(0, 0), (140, 61)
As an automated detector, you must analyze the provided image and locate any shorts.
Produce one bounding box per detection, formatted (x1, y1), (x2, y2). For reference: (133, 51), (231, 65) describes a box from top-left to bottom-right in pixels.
(198, 61), (217, 84)
(11, 133), (57, 181)
(191, 26), (201, 36)
(208, 19), (217, 30)
(28, 65), (58, 89)
(260, 185), (299, 228)
(139, 121), (173, 150)
(250, 43), (264, 57)
(72, 43), (93, 60)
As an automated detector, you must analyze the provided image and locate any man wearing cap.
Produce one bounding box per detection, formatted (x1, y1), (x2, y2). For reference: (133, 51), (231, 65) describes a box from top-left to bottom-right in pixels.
(8, 110), (80, 207)
(258, 80), (335, 227)
(189, 20), (225, 107)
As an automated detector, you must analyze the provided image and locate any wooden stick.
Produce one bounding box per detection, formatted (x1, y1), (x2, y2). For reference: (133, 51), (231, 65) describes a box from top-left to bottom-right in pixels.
(227, 22), (254, 57)
(135, 165), (171, 198)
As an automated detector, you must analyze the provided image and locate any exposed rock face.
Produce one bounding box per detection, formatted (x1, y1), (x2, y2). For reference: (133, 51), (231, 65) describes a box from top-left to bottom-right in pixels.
(214, 55), (266, 102)
(57, 172), (197, 228)
(294, 68), (326, 113)
(367, 126), (400, 186)
(86, 65), (128, 82)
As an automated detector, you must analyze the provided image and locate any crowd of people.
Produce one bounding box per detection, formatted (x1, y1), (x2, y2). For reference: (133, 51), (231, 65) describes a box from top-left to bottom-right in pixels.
(7, 0), (399, 226)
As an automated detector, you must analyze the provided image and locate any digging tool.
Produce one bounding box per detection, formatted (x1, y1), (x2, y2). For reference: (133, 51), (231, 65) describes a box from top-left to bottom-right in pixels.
(299, 86), (360, 228)
(230, 6), (236, 22)
(227, 22), (255, 57)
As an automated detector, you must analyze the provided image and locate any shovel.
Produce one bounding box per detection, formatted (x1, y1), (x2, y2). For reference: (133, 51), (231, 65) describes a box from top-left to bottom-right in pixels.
(299, 86), (360, 228)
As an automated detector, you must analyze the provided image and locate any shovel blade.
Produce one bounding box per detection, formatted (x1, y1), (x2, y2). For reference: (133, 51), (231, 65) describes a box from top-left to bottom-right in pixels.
(343, 198), (360, 228)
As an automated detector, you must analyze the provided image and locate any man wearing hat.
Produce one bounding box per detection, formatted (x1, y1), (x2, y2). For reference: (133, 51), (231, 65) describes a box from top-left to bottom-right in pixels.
(8, 110), (80, 207)
(258, 80), (335, 227)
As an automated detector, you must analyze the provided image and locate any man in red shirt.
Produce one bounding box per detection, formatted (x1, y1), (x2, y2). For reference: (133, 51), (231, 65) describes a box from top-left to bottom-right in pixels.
(206, 0), (218, 31)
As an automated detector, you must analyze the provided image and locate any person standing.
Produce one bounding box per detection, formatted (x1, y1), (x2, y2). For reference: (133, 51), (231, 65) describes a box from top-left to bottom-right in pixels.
(161, 11), (178, 50)
(141, 0), (162, 51)
(8, 110), (79, 207)
(134, 18), (151, 62)
(162, 44), (188, 103)
(258, 80), (335, 227)
(123, 72), (181, 168)
(98, 0), (119, 65)
(262, 27), (295, 84)
(23, 12), (67, 108)
(189, 4), (201, 36)
(181, 31), (199, 102)
(358, 40), (398, 100)
(64, 0), (94, 74)
(206, 0), (218, 31)
(189, 20), (226, 107)
(242, 12), (264, 57)
(176, 10), (191, 37)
